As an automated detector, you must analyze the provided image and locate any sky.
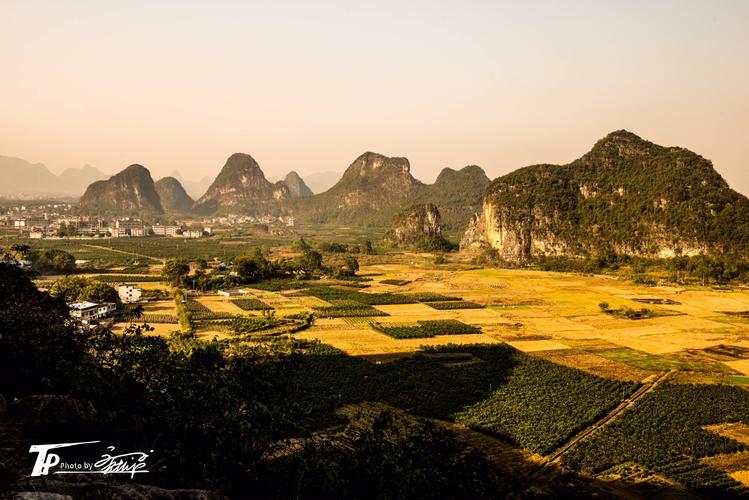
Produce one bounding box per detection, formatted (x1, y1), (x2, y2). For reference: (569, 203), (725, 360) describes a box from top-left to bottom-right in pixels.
(1, 0), (747, 194)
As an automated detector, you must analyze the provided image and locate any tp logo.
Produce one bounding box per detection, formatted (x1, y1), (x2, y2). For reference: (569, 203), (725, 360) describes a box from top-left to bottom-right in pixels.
(28, 441), (99, 476)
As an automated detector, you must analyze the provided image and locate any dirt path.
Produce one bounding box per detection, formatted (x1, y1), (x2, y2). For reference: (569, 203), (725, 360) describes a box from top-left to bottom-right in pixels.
(531, 369), (676, 476)
(81, 243), (165, 263)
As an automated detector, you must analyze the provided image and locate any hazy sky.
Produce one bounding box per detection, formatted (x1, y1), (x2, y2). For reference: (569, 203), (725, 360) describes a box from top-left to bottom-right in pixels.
(2, 0), (747, 194)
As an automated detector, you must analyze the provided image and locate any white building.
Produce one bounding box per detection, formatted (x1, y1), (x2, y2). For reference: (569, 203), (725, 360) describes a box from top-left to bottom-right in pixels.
(152, 224), (180, 237)
(118, 283), (142, 304)
(182, 230), (202, 239)
(69, 301), (116, 324)
(217, 289), (248, 297)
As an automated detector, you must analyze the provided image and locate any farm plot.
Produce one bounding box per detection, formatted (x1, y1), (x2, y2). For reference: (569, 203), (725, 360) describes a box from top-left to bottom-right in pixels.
(233, 298), (273, 310)
(313, 303), (388, 318)
(372, 319), (481, 339)
(426, 300), (485, 310)
(305, 286), (418, 305)
(562, 383), (749, 496)
(531, 348), (652, 382)
(194, 296), (246, 315)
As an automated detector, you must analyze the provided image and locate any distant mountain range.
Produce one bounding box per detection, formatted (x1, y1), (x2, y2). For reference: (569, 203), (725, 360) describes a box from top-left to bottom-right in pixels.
(56, 129), (749, 260)
(0, 156), (107, 197)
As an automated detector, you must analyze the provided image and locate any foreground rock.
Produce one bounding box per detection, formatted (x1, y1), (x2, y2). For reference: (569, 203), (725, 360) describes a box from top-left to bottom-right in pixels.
(13, 479), (226, 500)
(384, 204), (453, 251)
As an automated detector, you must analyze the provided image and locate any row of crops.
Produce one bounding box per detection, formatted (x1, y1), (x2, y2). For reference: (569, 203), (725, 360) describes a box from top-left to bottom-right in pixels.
(284, 343), (639, 460)
(372, 320), (481, 339)
(90, 274), (163, 283)
(305, 286), (418, 305)
(562, 383), (749, 495)
(233, 298), (273, 310)
(426, 300), (484, 310)
(140, 314), (178, 324)
(313, 303), (388, 318)
(220, 312), (314, 337)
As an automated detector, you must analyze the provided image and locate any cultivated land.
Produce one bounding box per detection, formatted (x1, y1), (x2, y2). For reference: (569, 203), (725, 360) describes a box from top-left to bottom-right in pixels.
(104, 263), (749, 383)
(25, 250), (749, 496)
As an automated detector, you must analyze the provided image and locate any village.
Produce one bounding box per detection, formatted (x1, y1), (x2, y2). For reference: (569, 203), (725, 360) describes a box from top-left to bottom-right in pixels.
(0, 205), (297, 240)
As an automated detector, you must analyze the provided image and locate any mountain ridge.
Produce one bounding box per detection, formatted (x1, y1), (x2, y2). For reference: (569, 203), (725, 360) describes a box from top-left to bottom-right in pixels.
(79, 164), (163, 214)
(462, 130), (749, 261)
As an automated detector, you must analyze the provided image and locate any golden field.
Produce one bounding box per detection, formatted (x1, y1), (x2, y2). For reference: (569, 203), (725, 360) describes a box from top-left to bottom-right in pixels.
(119, 264), (749, 385)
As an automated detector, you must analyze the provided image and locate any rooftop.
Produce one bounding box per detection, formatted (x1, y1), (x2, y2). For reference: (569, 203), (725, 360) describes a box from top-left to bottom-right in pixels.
(68, 301), (98, 310)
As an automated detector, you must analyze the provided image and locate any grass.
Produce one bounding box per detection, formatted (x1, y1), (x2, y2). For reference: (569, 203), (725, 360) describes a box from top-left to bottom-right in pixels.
(594, 347), (688, 371)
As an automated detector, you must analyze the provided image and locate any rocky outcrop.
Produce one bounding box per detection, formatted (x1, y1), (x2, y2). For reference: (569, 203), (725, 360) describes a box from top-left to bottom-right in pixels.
(13, 479), (226, 499)
(283, 171), (313, 197)
(155, 177), (194, 212)
(79, 164), (163, 213)
(462, 130), (747, 262)
(296, 152), (423, 225)
(193, 153), (289, 214)
(384, 204), (452, 251)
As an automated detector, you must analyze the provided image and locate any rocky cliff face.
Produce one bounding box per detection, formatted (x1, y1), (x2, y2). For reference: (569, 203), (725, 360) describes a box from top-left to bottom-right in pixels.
(79, 164), (163, 213)
(284, 171), (313, 197)
(462, 130), (749, 261)
(385, 203), (452, 251)
(411, 165), (490, 230)
(193, 153), (289, 213)
(155, 176), (194, 212)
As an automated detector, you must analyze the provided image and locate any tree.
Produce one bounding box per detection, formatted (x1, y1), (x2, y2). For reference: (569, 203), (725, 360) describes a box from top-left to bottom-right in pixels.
(294, 238), (312, 253)
(32, 249), (76, 274)
(0, 263), (87, 395)
(50, 276), (117, 303)
(234, 250), (275, 283)
(337, 255), (359, 277)
(298, 250), (323, 272)
(162, 258), (190, 287)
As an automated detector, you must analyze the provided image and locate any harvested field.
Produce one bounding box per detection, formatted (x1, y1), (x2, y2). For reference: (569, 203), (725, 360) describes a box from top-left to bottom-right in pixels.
(195, 296), (245, 314)
(725, 360), (749, 376)
(126, 263), (749, 385)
